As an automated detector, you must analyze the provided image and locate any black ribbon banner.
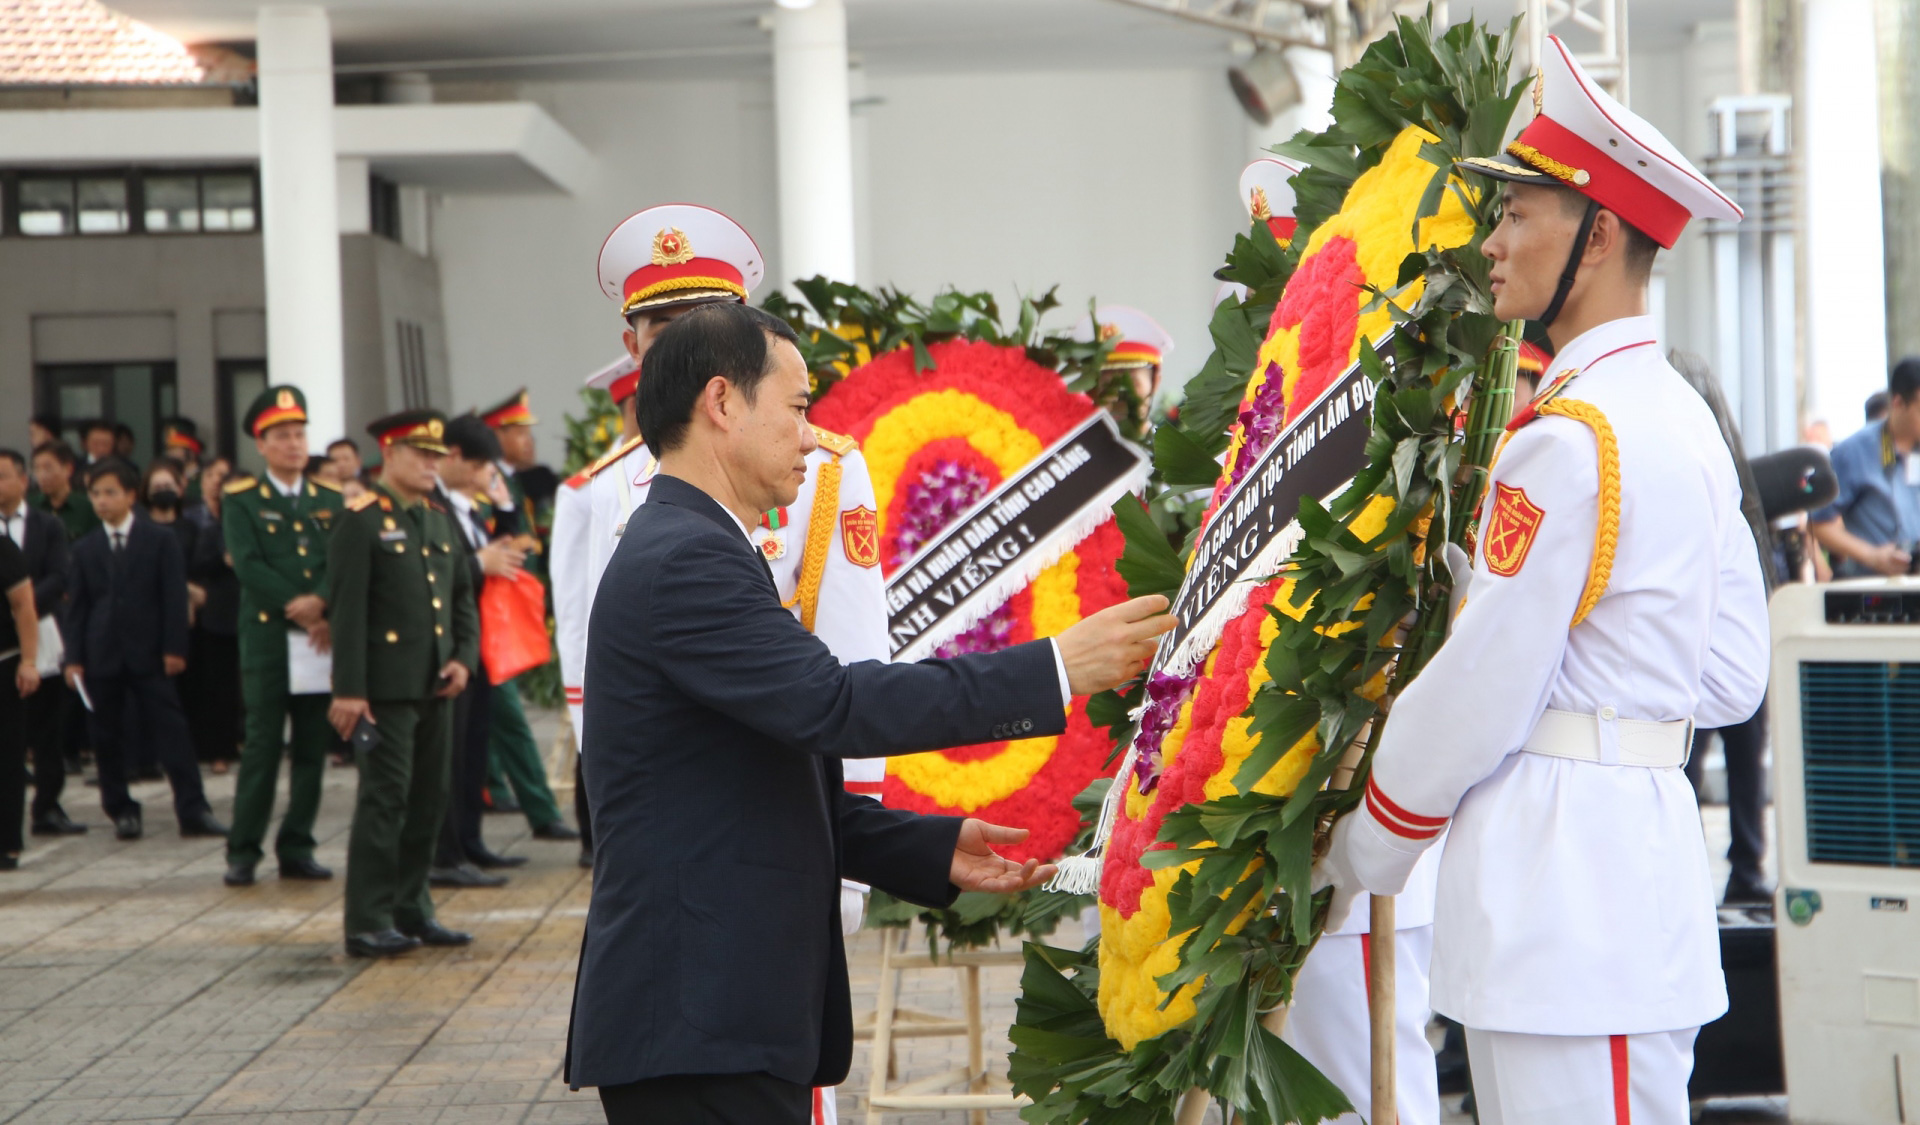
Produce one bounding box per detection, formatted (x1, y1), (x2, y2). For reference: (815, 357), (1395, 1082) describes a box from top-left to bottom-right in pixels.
(1163, 336), (1387, 664)
(885, 411), (1149, 660)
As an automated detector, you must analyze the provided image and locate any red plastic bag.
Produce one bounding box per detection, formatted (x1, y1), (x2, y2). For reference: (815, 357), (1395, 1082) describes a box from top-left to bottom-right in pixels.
(479, 570), (552, 685)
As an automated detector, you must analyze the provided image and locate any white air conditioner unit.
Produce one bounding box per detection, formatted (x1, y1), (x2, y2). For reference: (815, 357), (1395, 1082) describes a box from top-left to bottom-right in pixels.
(1771, 579), (1920, 1123)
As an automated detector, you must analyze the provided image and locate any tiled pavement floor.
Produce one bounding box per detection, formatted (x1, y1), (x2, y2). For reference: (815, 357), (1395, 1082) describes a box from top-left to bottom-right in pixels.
(0, 709), (1789, 1124)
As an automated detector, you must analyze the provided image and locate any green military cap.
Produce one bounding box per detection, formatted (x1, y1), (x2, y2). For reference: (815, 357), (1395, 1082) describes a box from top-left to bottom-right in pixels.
(367, 408), (450, 455)
(478, 388), (538, 429)
(244, 386), (308, 438)
(161, 416), (204, 458)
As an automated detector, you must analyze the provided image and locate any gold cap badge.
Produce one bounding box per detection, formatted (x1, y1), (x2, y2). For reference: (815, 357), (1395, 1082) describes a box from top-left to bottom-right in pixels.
(652, 227), (694, 267)
(1249, 185), (1271, 222)
(276, 389), (295, 409)
(428, 419), (444, 439)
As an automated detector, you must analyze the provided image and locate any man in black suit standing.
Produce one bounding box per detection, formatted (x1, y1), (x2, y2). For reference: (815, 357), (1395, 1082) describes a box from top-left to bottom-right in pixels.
(62, 459), (226, 841)
(566, 303), (1172, 1123)
(0, 449), (83, 835)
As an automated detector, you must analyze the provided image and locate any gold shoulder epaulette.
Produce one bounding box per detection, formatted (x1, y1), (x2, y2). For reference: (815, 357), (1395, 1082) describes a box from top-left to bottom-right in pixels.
(223, 475), (258, 495)
(571, 435), (646, 487)
(309, 476), (342, 493)
(346, 491), (381, 512)
(811, 425), (858, 457)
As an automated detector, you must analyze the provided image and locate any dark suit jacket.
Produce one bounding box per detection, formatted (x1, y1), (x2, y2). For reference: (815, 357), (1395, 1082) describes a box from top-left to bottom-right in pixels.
(65, 516), (190, 678)
(566, 474), (1066, 1091)
(11, 506), (68, 630)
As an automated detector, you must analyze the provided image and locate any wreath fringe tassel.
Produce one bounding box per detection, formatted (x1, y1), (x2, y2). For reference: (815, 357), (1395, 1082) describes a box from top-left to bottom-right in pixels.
(898, 460), (1151, 661)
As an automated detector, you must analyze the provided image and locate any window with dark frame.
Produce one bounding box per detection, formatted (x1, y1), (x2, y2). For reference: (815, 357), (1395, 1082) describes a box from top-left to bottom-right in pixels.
(2, 167), (259, 237)
(370, 174), (401, 242)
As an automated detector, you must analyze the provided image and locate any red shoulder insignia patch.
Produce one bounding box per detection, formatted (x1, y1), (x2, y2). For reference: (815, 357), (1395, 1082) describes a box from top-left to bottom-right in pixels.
(840, 506), (879, 569)
(1507, 369), (1579, 432)
(1482, 482), (1545, 577)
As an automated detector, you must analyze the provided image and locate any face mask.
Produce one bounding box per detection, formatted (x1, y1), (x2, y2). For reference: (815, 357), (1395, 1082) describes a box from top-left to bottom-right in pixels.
(148, 487), (181, 510)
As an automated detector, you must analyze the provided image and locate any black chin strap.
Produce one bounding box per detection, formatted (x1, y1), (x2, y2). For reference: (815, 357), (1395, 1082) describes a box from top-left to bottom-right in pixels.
(1538, 199), (1600, 328)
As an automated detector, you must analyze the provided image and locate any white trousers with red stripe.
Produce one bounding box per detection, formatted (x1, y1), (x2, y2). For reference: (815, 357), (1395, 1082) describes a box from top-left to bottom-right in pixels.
(1464, 1027), (1698, 1125)
(1281, 927), (1440, 1125)
(813, 1084), (836, 1125)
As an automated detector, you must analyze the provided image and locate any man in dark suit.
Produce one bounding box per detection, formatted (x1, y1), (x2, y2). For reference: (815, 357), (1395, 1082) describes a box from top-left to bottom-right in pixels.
(428, 415), (528, 887)
(62, 459), (226, 841)
(0, 449), (83, 835)
(566, 303), (1171, 1123)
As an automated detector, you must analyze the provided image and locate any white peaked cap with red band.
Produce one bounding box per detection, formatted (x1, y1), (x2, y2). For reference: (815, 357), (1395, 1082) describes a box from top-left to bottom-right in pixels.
(1456, 35), (1741, 248)
(597, 204), (766, 319)
(1239, 157), (1304, 243)
(1072, 305), (1174, 370)
(585, 353), (641, 405)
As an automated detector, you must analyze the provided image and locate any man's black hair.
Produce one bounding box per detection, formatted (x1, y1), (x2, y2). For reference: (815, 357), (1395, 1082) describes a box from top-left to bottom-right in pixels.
(28, 414), (59, 433)
(114, 422), (134, 441)
(636, 302), (803, 457)
(86, 458), (140, 493)
(444, 414), (502, 463)
(1891, 356), (1920, 402)
(82, 418), (114, 436)
(1867, 389), (1892, 422)
(327, 437), (359, 455)
(34, 441), (76, 468)
(0, 448), (25, 474)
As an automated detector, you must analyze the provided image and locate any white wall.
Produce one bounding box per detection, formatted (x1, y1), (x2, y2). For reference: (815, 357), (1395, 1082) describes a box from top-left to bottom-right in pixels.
(431, 64), (1250, 458)
(431, 40), (1740, 460)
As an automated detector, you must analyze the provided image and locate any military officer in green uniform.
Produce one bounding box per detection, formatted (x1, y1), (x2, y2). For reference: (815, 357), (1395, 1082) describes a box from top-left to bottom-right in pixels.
(222, 387), (341, 887)
(328, 409), (481, 958)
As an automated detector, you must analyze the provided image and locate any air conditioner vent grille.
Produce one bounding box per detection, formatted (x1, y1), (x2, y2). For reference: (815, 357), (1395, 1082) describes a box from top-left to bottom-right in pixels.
(1800, 661), (1920, 868)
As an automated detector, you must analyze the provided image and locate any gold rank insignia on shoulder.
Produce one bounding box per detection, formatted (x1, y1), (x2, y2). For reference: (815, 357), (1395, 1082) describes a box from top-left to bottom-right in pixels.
(347, 492), (381, 512)
(811, 425), (859, 457)
(311, 476), (341, 493)
(575, 435), (647, 485)
(223, 475), (257, 495)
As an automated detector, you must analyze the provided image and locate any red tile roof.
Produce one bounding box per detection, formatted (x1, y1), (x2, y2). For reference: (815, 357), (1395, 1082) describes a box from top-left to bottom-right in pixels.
(0, 0), (253, 86)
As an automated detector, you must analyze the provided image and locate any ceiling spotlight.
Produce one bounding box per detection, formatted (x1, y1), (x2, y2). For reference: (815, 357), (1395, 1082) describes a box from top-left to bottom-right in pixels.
(774, 0), (818, 9)
(1228, 47), (1302, 126)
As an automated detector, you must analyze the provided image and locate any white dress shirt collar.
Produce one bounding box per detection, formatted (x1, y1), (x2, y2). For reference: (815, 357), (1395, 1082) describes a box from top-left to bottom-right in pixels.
(265, 469), (305, 498)
(104, 512), (135, 539)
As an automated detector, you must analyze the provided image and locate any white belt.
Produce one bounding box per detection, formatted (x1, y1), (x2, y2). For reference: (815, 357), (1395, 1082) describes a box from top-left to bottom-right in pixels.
(1521, 707), (1693, 768)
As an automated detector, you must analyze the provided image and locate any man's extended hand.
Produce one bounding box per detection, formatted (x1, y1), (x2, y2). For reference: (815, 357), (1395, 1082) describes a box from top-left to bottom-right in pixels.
(163, 654), (186, 677)
(330, 696), (372, 741)
(1055, 594), (1176, 696)
(950, 819), (1057, 893)
(476, 541), (526, 579)
(306, 620), (332, 655)
(1868, 542), (1913, 577)
(433, 660), (471, 699)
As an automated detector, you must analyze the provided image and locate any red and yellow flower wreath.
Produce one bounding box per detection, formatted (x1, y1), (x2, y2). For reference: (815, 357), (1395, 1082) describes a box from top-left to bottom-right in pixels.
(809, 338), (1131, 865)
(1097, 126), (1477, 1048)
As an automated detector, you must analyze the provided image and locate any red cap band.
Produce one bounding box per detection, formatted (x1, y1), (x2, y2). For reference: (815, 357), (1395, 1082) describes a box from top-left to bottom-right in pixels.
(1513, 116), (1692, 248)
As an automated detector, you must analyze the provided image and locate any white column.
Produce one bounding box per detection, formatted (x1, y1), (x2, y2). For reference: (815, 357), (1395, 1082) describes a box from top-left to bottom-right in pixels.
(772, 0), (857, 285)
(1801, 0), (1888, 441)
(257, 5), (346, 446)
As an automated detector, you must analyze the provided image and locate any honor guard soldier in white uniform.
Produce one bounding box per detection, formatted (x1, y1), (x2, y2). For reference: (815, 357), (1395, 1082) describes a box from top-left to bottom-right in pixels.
(1070, 306), (1173, 440)
(1233, 156), (1448, 1125)
(565, 202), (888, 1125)
(1321, 37), (1769, 1124)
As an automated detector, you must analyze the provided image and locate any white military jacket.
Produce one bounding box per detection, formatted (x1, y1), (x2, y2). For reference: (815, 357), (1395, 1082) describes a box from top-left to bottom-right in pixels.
(560, 428), (890, 800)
(552, 434), (646, 753)
(1332, 314), (1769, 1035)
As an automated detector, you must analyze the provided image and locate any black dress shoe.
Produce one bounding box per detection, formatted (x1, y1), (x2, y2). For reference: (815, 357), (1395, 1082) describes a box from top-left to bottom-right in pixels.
(179, 810), (229, 838)
(345, 929), (421, 958)
(399, 920), (473, 946)
(578, 849), (592, 869)
(531, 821), (581, 841)
(1, 854), (18, 871)
(484, 792), (522, 814)
(468, 847), (528, 869)
(223, 862), (256, 887)
(115, 812), (143, 840)
(31, 809), (88, 836)
(429, 863), (508, 888)
(1723, 877), (1772, 906)
(279, 857), (334, 881)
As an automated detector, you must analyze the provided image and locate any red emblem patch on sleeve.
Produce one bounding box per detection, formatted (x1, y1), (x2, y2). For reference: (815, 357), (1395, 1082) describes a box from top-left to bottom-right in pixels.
(840, 506), (879, 568)
(1482, 482), (1545, 577)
